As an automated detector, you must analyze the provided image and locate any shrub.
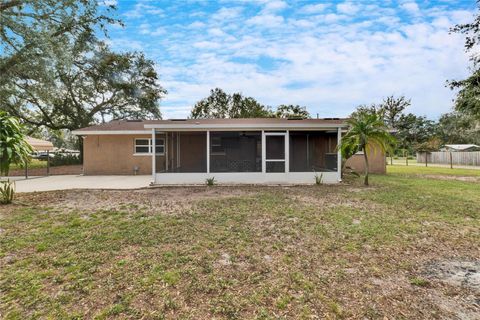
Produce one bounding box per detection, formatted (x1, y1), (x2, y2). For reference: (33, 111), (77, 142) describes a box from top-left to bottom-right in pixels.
(50, 152), (81, 167)
(314, 172), (323, 185)
(0, 179), (15, 204)
(206, 177), (216, 186)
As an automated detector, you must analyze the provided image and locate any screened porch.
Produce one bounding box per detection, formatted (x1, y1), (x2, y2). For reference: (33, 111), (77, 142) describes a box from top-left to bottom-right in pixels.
(151, 129), (341, 184)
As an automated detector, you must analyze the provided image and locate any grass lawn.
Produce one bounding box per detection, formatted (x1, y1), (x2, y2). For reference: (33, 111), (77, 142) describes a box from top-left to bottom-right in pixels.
(0, 171), (479, 319)
(388, 163), (480, 178)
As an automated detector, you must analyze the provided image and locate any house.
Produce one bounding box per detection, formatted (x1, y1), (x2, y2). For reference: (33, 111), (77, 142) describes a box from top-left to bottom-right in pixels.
(26, 136), (54, 152)
(72, 118), (386, 184)
(441, 144), (480, 152)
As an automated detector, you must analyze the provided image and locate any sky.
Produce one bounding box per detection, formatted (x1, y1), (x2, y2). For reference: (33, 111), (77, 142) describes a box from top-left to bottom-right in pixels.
(103, 0), (477, 119)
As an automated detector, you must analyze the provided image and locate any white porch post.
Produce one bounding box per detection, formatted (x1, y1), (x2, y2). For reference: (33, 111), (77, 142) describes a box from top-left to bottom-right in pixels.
(206, 130), (210, 174)
(285, 130), (289, 173)
(337, 127), (342, 182)
(261, 130), (266, 174)
(151, 128), (156, 184)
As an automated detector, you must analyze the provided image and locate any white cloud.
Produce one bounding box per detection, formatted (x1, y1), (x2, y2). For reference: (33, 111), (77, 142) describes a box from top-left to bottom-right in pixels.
(188, 21), (206, 29)
(337, 2), (359, 15)
(299, 3), (330, 14)
(247, 14), (284, 27)
(211, 7), (243, 20)
(401, 1), (420, 15)
(100, 0), (117, 6)
(115, 2), (472, 119)
(124, 3), (163, 18)
(262, 0), (288, 13)
(208, 28), (226, 37)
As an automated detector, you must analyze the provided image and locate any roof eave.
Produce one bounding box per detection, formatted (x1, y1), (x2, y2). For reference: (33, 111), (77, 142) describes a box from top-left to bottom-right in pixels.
(143, 123), (347, 130)
(71, 130), (151, 136)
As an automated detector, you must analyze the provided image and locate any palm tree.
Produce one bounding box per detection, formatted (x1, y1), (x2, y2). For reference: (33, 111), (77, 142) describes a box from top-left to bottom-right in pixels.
(340, 112), (395, 186)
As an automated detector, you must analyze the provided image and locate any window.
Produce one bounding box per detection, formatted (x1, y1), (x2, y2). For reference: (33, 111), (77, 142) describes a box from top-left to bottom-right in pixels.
(134, 138), (164, 155)
(135, 139), (150, 154)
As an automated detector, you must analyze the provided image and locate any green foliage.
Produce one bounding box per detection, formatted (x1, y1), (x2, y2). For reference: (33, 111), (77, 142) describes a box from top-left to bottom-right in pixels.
(341, 111), (396, 185)
(449, 70), (480, 120)
(414, 137), (441, 153)
(0, 111), (33, 175)
(190, 88), (311, 119)
(380, 95), (411, 128)
(0, 0), (164, 148)
(449, 5), (480, 119)
(275, 104), (310, 119)
(0, 0), (117, 80)
(314, 172), (323, 185)
(0, 179), (15, 204)
(409, 277), (430, 287)
(50, 152), (81, 167)
(2, 41), (166, 132)
(394, 113), (436, 153)
(436, 112), (480, 145)
(191, 88), (273, 119)
(206, 177), (216, 186)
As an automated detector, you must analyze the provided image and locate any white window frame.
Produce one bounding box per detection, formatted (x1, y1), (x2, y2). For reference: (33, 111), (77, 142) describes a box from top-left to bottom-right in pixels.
(134, 138), (165, 156)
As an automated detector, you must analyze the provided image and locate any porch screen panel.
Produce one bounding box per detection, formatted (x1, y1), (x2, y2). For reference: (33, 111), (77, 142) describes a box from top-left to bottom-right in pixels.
(210, 131), (262, 172)
(157, 131), (207, 173)
(289, 131), (338, 172)
(155, 132), (166, 173)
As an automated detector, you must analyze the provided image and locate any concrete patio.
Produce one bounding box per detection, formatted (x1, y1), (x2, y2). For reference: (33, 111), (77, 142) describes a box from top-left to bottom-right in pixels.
(1, 175), (152, 193)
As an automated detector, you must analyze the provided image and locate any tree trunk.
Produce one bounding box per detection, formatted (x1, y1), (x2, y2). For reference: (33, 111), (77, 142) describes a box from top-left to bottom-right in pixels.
(363, 149), (369, 186)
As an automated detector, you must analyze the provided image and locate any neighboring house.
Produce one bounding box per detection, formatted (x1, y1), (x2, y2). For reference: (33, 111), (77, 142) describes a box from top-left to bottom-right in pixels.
(440, 144), (480, 152)
(73, 118), (386, 184)
(26, 136), (54, 152)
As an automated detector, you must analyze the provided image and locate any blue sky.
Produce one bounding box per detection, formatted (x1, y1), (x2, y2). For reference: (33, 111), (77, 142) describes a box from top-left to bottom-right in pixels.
(102, 0), (476, 119)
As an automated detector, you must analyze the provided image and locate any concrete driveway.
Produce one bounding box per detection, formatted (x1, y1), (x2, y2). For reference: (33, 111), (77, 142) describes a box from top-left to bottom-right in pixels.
(2, 175), (152, 193)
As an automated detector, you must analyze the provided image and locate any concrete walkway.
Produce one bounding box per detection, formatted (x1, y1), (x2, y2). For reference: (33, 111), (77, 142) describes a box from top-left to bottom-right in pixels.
(1, 175), (152, 193)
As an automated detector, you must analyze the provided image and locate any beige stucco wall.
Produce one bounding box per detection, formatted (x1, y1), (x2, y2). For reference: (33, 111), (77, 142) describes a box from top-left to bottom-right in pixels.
(345, 145), (386, 174)
(83, 135), (153, 175)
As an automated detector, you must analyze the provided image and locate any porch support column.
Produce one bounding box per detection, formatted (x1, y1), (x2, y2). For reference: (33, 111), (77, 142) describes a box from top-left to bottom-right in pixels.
(285, 130), (289, 173)
(261, 130), (266, 174)
(151, 128), (156, 184)
(337, 127), (342, 182)
(206, 130), (210, 174)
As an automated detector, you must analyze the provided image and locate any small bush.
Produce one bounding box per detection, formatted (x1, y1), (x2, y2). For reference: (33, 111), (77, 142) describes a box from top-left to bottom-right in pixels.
(314, 172), (323, 185)
(0, 179), (15, 204)
(206, 177), (216, 186)
(50, 152), (81, 167)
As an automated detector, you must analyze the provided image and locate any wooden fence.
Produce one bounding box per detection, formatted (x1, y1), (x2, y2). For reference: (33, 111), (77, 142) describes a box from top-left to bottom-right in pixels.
(417, 151), (480, 166)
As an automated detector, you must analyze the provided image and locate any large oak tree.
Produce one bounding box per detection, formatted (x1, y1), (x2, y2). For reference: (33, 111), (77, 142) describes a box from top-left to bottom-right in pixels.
(0, 0), (166, 148)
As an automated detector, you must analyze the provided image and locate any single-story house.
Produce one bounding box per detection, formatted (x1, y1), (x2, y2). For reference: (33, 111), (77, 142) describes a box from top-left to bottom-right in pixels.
(440, 144), (480, 152)
(26, 136), (54, 151)
(72, 118), (386, 184)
